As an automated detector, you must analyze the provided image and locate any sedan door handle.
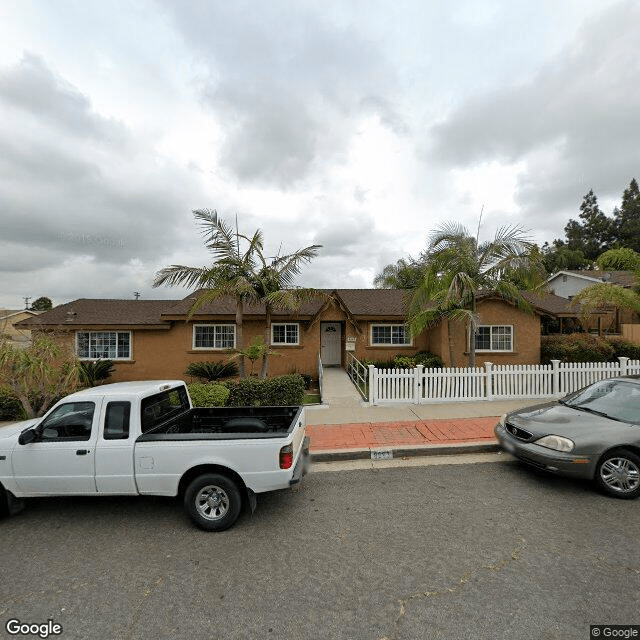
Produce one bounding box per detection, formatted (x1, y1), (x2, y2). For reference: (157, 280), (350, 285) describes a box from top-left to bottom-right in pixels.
(76, 449), (89, 455)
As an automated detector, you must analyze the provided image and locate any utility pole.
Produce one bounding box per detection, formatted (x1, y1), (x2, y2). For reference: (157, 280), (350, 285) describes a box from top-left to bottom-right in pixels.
(134, 292), (141, 300)
(23, 297), (31, 310)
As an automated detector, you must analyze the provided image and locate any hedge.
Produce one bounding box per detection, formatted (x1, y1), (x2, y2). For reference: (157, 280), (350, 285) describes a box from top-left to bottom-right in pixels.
(224, 374), (305, 406)
(540, 334), (640, 364)
(187, 383), (230, 407)
(364, 351), (443, 369)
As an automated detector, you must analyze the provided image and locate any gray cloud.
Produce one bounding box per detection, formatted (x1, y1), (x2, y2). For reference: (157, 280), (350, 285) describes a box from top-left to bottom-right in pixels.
(0, 53), (129, 144)
(427, 1), (640, 221)
(159, 0), (405, 187)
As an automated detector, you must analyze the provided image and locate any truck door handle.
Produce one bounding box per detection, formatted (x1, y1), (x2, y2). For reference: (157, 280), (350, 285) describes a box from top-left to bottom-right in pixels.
(76, 449), (89, 455)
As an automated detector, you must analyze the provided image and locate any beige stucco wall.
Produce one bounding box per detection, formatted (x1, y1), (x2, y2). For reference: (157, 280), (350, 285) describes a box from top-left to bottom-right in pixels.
(38, 297), (542, 383)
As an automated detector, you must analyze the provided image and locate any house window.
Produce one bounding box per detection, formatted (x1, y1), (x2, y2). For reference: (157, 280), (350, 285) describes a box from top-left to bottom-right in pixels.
(475, 325), (513, 352)
(272, 323), (299, 345)
(77, 331), (131, 360)
(193, 325), (235, 350)
(370, 324), (411, 346)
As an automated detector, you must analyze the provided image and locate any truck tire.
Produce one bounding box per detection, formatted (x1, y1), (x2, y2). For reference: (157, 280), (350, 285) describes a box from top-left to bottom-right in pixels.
(184, 473), (242, 531)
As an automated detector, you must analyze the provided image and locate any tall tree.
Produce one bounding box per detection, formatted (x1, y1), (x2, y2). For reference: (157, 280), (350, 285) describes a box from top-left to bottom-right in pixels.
(153, 210), (263, 378)
(373, 258), (424, 290)
(30, 296), (53, 311)
(153, 210), (321, 378)
(613, 179), (640, 253)
(408, 223), (542, 367)
(252, 247), (321, 378)
(563, 189), (613, 261)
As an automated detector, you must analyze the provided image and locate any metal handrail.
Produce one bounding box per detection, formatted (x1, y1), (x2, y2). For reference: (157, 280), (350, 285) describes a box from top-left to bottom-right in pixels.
(346, 352), (368, 400)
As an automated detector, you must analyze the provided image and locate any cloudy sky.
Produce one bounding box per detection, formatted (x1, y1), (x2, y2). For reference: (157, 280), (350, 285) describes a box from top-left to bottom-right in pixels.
(1, 0), (639, 308)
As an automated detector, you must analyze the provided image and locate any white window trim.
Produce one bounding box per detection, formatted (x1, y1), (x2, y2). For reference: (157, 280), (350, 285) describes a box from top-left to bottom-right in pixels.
(192, 324), (236, 350)
(76, 331), (132, 361)
(474, 325), (514, 353)
(369, 323), (413, 347)
(271, 322), (300, 346)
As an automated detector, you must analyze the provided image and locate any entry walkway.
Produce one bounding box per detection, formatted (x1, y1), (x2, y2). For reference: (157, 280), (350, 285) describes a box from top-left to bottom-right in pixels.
(307, 366), (538, 461)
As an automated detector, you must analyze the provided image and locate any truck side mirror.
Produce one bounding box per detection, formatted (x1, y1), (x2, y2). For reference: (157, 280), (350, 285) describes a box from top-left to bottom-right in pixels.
(18, 428), (37, 445)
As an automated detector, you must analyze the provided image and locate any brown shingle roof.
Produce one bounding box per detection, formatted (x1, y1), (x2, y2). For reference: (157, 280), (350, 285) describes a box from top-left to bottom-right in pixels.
(17, 299), (175, 327)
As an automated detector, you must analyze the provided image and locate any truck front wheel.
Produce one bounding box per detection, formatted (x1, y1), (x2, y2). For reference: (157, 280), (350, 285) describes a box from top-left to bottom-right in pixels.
(184, 474), (242, 531)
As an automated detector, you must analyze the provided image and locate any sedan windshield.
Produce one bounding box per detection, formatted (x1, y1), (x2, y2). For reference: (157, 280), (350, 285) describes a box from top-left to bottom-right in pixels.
(563, 379), (640, 423)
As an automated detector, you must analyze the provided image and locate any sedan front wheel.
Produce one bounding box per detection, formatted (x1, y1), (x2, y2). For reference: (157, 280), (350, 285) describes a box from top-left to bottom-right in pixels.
(596, 449), (640, 499)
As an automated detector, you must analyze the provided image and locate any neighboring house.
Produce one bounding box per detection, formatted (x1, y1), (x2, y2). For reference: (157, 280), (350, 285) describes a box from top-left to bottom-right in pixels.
(0, 309), (42, 348)
(17, 289), (576, 382)
(546, 270), (639, 334)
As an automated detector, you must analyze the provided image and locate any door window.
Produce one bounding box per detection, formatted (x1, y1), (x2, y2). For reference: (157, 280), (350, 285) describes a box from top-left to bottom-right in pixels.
(39, 402), (95, 441)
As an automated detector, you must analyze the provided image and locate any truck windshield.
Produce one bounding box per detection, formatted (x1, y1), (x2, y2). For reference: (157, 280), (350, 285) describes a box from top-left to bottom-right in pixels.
(141, 386), (190, 433)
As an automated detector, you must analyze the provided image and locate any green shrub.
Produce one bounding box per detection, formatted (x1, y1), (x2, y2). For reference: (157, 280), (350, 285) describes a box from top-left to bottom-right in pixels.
(0, 387), (26, 421)
(363, 352), (443, 369)
(224, 374), (305, 406)
(79, 359), (115, 386)
(187, 383), (230, 407)
(185, 361), (239, 381)
(412, 351), (444, 369)
(541, 334), (615, 364)
(604, 337), (640, 361)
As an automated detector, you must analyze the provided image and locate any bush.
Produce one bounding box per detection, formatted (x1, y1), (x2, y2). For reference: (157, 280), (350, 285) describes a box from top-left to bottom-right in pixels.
(541, 334), (615, 364)
(187, 383), (230, 407)
(604, 337), (640, 361)
(185, 361), (239, 381)
(0, 387), (25, 421)
(224, 374), (305, 406)
(79, 359), (115, 386)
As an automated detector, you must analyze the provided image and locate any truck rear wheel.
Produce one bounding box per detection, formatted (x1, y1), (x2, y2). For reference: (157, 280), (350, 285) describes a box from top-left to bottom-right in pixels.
(184, 474), (242, 531)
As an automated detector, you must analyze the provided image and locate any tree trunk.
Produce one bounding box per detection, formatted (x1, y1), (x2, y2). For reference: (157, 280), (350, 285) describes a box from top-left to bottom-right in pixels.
(260, 304), (271, 379)
(236, 298), (245, 378)
(447, 319), (456, 367)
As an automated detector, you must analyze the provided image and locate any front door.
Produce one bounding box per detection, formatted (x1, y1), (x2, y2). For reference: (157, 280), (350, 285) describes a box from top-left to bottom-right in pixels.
(321, 322), (342, 366)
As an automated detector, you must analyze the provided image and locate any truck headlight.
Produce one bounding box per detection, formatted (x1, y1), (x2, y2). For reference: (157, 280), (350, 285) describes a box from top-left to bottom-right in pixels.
(534, 435), (575, 453)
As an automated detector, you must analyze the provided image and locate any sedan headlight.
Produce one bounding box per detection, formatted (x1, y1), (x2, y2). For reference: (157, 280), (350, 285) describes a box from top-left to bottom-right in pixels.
(534, 435), (575, 453)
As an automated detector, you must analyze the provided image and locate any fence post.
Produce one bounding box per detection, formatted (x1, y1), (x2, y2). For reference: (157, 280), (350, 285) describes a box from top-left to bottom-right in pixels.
(414, 364), (424, 404)
(368, 365), (376, 405)
(551, 359), (561, 396)
(485, 362), (493, 401)
(618, 356), (629, 377)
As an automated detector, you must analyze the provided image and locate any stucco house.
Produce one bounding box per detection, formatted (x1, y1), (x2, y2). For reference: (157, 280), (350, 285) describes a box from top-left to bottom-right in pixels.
(0, 309), (42, 348)
(546, 270), (639, 334)
(17, 289), (577, 383)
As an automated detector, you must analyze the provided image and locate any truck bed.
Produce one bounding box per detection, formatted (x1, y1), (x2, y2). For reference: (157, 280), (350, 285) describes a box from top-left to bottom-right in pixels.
(137, 405), (304, 441)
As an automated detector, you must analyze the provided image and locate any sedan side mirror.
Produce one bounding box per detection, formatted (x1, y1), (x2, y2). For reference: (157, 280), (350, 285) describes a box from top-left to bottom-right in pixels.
(18, 428), (38, 445)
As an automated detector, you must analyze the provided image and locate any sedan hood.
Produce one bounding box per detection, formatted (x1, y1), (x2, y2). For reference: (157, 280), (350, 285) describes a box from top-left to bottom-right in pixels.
(507, 402), (638, 440)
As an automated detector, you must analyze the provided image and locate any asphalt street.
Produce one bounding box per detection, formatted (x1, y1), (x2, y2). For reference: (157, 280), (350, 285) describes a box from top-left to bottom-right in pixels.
(1, 459), (639, 640)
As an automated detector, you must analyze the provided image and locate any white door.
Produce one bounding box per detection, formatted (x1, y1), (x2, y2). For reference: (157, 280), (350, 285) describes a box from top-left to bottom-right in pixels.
(321, 322), (342, 365)
(12, 400), (100, 494)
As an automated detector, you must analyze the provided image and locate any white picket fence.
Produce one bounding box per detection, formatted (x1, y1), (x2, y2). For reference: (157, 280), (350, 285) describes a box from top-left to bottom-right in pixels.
(367, 357), (640, 405)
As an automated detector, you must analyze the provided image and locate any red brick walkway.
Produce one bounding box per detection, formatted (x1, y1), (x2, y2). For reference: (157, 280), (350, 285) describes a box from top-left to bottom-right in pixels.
(307, 416), (499, 451)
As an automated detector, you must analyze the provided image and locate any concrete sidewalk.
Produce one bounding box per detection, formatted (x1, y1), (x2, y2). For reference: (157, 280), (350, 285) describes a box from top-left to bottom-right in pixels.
(307, 367), (540, 462)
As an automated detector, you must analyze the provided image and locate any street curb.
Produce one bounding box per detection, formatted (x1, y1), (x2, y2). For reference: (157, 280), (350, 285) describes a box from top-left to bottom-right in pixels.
(310, 440), (501, 463)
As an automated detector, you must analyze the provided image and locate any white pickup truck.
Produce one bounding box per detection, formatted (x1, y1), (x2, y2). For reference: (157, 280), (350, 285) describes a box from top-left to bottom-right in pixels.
(0, 381), (310, 531)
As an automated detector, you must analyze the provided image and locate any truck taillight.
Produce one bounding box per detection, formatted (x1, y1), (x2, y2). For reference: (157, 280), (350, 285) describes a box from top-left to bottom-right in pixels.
(279, 444), (293, 469)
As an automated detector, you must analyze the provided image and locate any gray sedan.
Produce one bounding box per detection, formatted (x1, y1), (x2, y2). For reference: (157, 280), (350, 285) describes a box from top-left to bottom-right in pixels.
(495, 376), (640, 498)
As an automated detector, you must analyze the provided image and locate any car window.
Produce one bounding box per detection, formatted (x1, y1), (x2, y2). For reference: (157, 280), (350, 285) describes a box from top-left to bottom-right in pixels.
(565, 379), (640, 423)
(104, 402), (131, 440)
(39, 402), (95, 441)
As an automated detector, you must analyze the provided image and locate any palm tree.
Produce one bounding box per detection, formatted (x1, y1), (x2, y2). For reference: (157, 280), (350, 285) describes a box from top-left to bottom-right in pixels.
(153, 209), (321, 378)
(252, 246), (321, 377)
(408, 222), (544, 367)
(153, 210), (263, 378)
